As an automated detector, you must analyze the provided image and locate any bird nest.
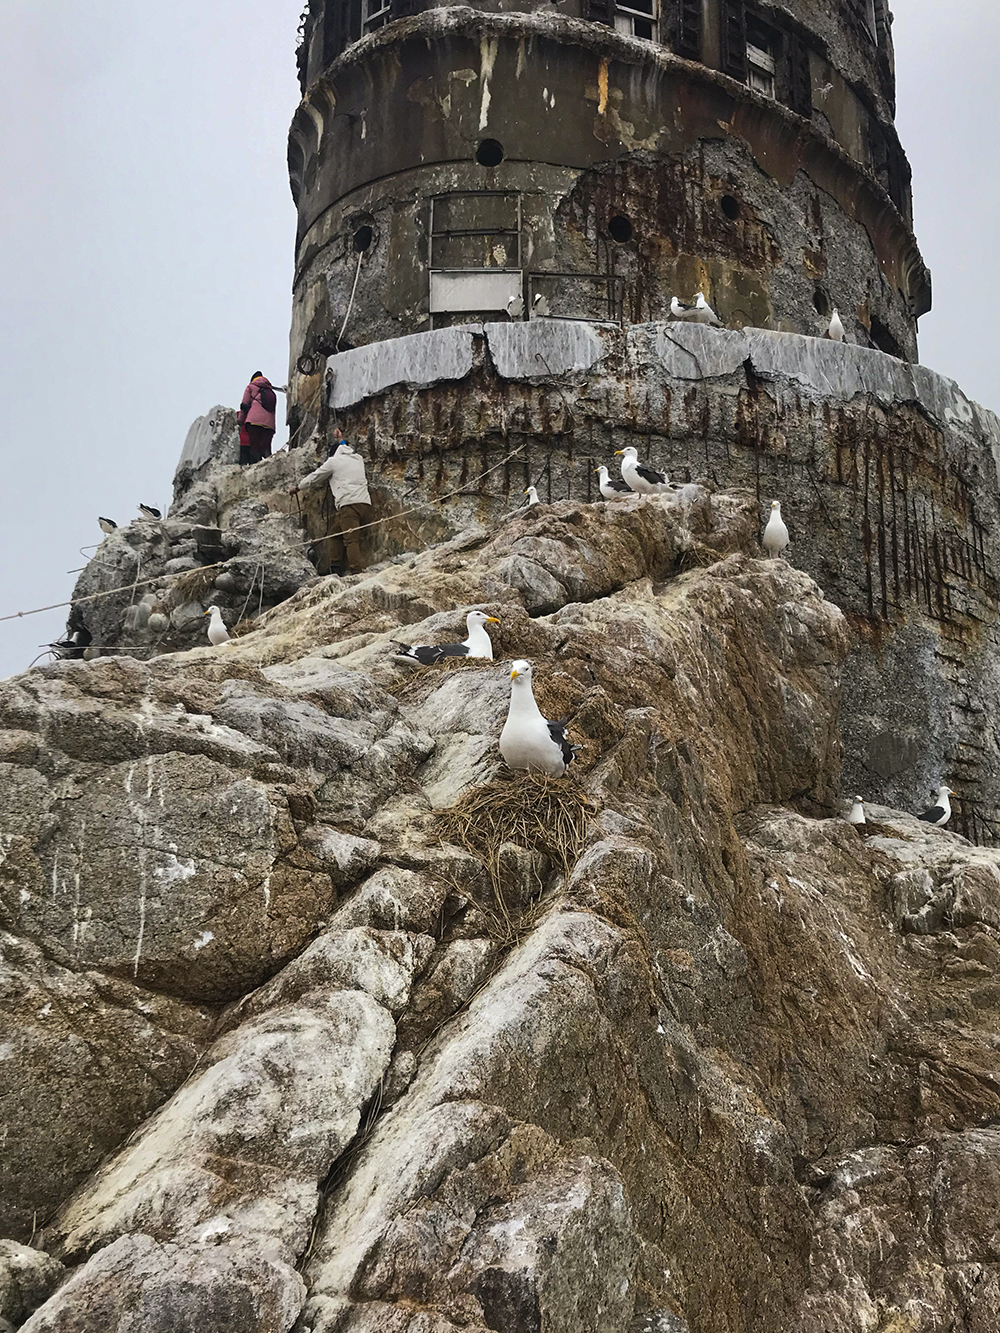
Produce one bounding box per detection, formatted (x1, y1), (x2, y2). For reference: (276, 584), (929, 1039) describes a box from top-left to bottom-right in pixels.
(169, 566), (219, 605)
(438, 774), (596, 941)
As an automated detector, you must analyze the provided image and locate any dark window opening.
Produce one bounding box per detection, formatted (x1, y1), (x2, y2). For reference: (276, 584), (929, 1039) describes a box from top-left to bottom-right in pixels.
(745, 14), (779, 99)
(476, 138), (505, 168)
(608, 214), (634, 243)
(720, 0), (748, 82)
(362, 0), (391, 33)
(870, 316), (903, 359)
(720, 195), (741, 221)
(614, 0), (657, 42)
(672, 0), (702, 60)
(812, 287), (831, 317)
(353, 224), (374, 252)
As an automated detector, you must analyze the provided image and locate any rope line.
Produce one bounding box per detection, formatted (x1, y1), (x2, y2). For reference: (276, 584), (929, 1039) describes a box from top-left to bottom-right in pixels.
(0, 442), (529, 628)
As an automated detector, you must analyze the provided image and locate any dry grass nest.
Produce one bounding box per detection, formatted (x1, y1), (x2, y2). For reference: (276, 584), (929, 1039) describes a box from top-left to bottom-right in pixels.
(228, 618), (258, 639)
(170, 566), (219, 605)
(438, 773), (597, 940)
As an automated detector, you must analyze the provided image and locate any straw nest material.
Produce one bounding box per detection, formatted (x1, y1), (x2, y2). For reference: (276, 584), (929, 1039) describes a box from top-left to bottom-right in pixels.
(438, 773), (596, 940)
(169, 566), (219, 605)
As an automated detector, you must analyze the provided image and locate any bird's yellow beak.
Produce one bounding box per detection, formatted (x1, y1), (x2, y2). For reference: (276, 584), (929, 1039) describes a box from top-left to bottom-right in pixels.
(204, 610), (210, 616)
(510, 667), (519, 679)
(614, 450), (624, 456)
(485, 616), (500, 624)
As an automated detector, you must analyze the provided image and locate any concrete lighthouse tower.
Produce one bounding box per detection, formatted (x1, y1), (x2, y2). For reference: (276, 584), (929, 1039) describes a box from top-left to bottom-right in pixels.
(282, 1), (1000, 842)
(288, 0), (929, 370)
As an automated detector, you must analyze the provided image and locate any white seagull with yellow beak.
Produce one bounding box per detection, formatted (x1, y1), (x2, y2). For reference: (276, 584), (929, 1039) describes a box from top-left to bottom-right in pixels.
(499, 660), (574, 777)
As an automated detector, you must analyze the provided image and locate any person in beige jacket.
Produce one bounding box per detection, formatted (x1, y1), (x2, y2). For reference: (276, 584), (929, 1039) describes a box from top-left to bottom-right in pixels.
(290, 436), (373, 574)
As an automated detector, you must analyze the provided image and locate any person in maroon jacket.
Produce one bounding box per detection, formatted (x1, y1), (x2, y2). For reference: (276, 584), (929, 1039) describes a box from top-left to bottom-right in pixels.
(237, 372), (277, 465)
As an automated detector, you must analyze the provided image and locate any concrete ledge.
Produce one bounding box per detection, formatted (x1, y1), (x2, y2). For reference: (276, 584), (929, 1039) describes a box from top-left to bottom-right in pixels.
(324, 320), (1000, 450)
(327, 326), (481, 410)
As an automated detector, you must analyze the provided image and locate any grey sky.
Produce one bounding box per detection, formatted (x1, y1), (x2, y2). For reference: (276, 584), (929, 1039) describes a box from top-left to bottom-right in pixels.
(0, 0), (995, 678)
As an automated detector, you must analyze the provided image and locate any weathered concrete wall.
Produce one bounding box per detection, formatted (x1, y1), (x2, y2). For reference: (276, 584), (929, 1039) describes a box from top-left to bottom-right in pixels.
(319, 319), (1000, 838)
(287, 8), (926, 379)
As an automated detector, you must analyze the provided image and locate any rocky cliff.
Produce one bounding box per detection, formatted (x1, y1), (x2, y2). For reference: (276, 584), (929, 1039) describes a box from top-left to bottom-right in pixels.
(5, 486), (1000, 1332)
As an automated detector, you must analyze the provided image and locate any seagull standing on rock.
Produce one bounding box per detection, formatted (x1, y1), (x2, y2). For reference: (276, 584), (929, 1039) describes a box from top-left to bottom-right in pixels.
(670, 296), (699, 322)
(762, 501), (789, 558)
(615, 447), (671, 494)
(205, 606), (230, 646)
(499, 660), (574, 777)
(506, 294), (524, 319)
(393, 610), (500, 666)
(532, 294), (550, 318)
(694, 293), (723, 327)
(825, 309), (846, 342)
(595, 466), (631, 500)
(847, 797), (866, 826)
(918, 786), (955, 827)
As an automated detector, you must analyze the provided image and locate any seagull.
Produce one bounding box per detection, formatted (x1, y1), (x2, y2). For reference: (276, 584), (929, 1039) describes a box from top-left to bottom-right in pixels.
(525, 486), (540, 506)
(762, 500), (789, 558)
(595, 465), (631, 500)
(693, 293), (723, 326)
(205, 606), (230, 646)
(847, 797), (866, 826)
(506, 294), (525, 319)
(825, 309), (845, 342)
(98, 517), (117, 535)
(392, 610), (500, 666)
(615, 446), (671, 494)
(917, 786), (955, 827)
(499, 660), (574, 777)
(670, 295), (700, 321)
(532, 294), (550, 318)
(138, 503), (162, 520)
(46, 627), (92, 660)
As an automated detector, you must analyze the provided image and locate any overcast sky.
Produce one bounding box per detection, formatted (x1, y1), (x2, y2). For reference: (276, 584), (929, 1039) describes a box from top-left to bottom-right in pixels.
(1, 1), (997, 678)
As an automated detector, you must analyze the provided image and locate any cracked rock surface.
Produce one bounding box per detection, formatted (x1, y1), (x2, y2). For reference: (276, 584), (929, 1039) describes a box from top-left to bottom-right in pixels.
(3, 489), (1000, 1331)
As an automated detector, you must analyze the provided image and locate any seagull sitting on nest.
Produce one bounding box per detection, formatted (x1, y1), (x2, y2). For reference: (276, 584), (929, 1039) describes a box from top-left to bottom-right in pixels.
(615, 446), (671, 494)
(98, 517), (117, 535)
(138, 503), (162, 520)
(917, 785), (955, 827)
(393, 610), (500, 666)
(499, 660), (574, 777)
(595, 465), (631, 500)
(824, 309), (846, 342)
(847, 796), (866, 826)
(525, 486), (540, 506)
(762, 500), (789, 558)
(205, 606), (230, 646)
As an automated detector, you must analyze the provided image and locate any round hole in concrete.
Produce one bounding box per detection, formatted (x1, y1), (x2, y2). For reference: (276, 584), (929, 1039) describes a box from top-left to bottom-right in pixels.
(720, 195), (741, 220)
(813, 287), (832, 316)
(476, 138), (505, 167)
(353, 225), (374, 253)
(608, 214), (634, 243)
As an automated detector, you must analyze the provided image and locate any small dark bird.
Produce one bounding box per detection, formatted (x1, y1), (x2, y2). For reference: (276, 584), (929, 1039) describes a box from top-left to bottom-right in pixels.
(138, 504), (162, 520)
(98, 517), (117, 534)
(917, 785), (955, 827)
